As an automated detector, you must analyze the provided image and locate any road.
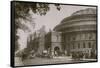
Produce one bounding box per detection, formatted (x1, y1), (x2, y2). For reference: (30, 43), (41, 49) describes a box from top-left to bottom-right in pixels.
(15, 57), (97, 66)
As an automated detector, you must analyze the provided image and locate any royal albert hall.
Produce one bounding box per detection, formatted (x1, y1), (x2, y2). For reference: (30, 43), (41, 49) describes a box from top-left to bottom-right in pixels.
(54, 8), (97, 58)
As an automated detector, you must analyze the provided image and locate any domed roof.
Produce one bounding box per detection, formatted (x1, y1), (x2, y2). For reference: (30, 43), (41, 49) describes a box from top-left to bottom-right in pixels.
(54, 8), (96, 31)
(60, 8), (96, 24)
(71, 8), (96, 16)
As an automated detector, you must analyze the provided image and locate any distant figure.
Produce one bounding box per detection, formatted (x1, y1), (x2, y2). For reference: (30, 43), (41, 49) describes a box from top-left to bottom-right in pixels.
(64, 50), (67, 56)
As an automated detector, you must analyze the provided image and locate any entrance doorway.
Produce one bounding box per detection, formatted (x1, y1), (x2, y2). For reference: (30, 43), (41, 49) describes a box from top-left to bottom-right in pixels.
(54, 47), (60, 56)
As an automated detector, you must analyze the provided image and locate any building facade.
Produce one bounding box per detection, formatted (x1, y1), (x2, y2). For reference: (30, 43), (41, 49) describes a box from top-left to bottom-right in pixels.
(37, 26), (46, 55)
(26, 26), (46, 56)
(54, 8), (97, 58)
(45, 31), (62, 57)
(25, 8), (97, 59)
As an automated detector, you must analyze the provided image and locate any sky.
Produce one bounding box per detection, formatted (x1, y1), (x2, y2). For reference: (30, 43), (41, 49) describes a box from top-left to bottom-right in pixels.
(31, 4), (96, 32)
(16, 4), (96, 50)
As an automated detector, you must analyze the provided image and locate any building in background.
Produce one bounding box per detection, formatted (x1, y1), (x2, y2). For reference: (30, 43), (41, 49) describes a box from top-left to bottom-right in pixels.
(54, 8), (97, 58)
(37, 25), (46, 55)
(25, 8), (97, 59)
(45, 31), (62, 57)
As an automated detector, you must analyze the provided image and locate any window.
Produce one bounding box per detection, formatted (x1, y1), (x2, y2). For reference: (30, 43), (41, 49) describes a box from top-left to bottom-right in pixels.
(83, 42), (85, 48)
(68, 37), (70, 41)
(73, 44), (74, 49)
(78, 43), (80, 48)
(56, 35), (59, 40)
(89, 34), (92, 40)
(73, 37), (75, 40)
(93, 42), (96, 48)
(93, 33), (96, 40)
(88, 42), (91, 48)
(85, 33), (88, 40)
(71, 36), (75, 41)
(82, 34), (85, 40)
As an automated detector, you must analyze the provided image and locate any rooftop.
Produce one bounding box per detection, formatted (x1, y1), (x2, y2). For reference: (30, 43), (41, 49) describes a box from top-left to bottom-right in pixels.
(71, 8), (96, 16)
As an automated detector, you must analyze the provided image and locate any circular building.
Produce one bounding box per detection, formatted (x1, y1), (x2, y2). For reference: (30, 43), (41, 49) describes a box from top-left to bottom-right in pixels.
(54, 8), (97, 58)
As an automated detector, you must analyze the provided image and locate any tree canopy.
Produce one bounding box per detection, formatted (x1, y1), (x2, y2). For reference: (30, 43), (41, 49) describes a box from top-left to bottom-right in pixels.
(15, 2), (61, 18)
(14, 1), (61, 51)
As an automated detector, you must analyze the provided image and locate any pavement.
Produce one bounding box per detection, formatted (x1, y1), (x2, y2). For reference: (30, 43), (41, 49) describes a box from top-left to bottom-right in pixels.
(15, 57), (24, 66)
(82, 59), (97, 61)
(15, 56), (97, 66)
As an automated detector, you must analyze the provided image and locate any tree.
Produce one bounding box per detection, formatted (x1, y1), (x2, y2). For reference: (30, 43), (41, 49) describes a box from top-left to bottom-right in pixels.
(14, 1), (61, 51)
